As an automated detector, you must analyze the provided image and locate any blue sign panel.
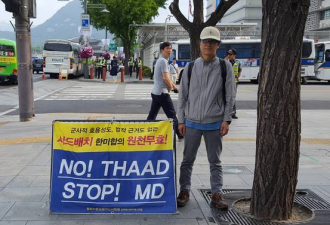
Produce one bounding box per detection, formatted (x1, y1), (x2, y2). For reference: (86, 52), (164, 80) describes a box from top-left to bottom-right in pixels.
(301, 58), (315, 66)
(50, 121), (177, 214)
(82, 19), (89, 27)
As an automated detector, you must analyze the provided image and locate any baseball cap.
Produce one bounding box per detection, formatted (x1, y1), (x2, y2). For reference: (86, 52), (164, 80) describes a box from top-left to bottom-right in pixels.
(227, 49), (237, 55)
(200, 26), (221, 41)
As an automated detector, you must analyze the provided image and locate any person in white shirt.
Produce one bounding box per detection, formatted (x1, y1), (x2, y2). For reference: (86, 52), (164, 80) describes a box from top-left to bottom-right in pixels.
(169, 58), (179, 84)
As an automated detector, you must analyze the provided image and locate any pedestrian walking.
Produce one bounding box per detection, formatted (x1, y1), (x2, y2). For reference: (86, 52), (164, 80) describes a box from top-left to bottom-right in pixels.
(176, 26), (236, 209)
(110, 56), (119, 83)
(169, 58), (179, 84)
(225, 48), (241, 119)
(147, 42), (183, 141)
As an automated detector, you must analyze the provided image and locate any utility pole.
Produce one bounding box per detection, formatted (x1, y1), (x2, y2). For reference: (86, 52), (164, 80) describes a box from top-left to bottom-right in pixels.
(16, 0), (34, 121)
(1, 0), (34, 121)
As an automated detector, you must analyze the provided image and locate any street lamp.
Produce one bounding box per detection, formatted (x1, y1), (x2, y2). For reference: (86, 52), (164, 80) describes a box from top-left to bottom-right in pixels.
(164, 15), (173, 42)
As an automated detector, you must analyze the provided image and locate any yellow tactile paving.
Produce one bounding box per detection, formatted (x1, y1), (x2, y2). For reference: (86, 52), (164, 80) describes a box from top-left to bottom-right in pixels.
(0, 136), (328, 146)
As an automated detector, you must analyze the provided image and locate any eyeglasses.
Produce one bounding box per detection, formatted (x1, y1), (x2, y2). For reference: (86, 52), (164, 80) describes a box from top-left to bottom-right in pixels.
(201, 39), (219, 44)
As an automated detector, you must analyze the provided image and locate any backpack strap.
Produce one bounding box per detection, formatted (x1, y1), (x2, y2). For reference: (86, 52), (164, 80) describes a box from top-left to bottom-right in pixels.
(187, 61), (195, 90)
(219, 58), (227, 106)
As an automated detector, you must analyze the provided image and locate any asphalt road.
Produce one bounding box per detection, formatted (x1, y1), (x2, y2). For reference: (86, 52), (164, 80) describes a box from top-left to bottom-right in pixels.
(6, 99), (330, 115)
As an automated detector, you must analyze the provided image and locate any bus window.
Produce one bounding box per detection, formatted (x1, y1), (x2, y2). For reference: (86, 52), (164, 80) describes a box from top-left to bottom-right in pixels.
(169, 49), (176, 61)
(216, 45), (227, 58)
(178, 44), (190, 60)
(0, 45), (15, 57)
(44, 43), (72, 52)
(315, 44), (325, 63)
(302, 42), (312, 58)
(230, 44), (254, 59)
(325, 49), (330, 62)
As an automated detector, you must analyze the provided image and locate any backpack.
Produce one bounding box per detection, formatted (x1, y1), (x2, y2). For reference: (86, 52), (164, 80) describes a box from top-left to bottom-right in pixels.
(187, 58), (227, 105)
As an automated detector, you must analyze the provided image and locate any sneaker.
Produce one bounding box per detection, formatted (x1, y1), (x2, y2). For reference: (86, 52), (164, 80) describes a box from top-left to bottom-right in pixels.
(177, 191), (189, 207)
(232, 115), (238, 119)
(211, 193), (228, 210)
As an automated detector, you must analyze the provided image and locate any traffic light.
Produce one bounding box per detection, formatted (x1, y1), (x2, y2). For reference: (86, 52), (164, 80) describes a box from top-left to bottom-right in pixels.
(1, 0), (21, 14)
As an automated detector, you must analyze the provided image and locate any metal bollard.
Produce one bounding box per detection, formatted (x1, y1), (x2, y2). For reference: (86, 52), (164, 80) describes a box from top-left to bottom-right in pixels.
(102, 67), (106, 81)
(139, 67), (143, 81)
(89, 67), (94, 79)
(121, 68), (124, 82)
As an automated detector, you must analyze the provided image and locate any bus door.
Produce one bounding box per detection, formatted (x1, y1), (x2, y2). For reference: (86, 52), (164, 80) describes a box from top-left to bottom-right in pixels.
(315, 43), (327, 80)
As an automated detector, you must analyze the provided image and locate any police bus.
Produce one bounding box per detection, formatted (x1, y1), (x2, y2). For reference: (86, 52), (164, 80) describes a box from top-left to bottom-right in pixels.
(144, 38), (315, 84)
(43, 39), (83, 78)
(0, 39), (18, 84)
(314, 41), (330, 83)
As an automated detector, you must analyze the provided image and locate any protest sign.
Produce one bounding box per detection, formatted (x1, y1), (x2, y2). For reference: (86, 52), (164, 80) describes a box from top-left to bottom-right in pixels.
(50, 120), (176, 214)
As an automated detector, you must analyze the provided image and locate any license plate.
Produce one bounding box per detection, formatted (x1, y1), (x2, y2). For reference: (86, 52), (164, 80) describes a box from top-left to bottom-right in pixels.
(35, 64), (41, 67)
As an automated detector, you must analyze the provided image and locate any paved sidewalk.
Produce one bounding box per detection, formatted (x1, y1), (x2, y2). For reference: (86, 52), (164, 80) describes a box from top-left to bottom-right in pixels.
(0, 110), (329, 225)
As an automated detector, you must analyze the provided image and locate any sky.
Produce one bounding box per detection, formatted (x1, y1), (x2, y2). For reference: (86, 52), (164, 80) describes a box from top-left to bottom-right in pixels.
(0, 0), (192, 29)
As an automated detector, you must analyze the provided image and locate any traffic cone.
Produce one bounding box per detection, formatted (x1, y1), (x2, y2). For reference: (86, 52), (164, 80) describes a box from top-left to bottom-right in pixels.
(42, 73), (46, 80)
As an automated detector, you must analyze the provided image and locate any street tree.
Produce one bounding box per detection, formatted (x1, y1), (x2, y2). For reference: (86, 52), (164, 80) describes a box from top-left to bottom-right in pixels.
(251, 0), (310, 221)
(169, 0), (238, 60)
(88, 0), (166, 70)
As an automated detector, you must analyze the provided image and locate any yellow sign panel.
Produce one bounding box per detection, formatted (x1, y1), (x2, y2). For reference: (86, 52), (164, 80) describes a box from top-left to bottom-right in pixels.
(53, 121), (173, 153)
(0, 57), (17, 63)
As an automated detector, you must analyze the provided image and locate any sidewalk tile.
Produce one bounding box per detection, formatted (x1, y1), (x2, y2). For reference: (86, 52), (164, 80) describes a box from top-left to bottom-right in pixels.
(3, 202), (58, 221)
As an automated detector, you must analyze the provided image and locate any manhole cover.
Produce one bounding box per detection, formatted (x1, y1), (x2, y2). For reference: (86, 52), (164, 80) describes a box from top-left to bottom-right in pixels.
(199, 189), (330, 225)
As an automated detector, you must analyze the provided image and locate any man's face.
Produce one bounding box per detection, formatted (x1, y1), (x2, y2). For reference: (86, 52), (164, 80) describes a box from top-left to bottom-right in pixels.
(200, 39), (220, 58)
(227, 54), (236, 60)
(161, 45), (172, 59)
(172, 59), (177, 64)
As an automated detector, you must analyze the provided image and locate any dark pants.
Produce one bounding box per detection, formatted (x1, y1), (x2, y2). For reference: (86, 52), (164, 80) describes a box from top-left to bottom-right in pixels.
(136, 66), (140, 78)
(129, 66), (133, 77)
(96, 67), (102, 79)
(147, 93), (183, 139)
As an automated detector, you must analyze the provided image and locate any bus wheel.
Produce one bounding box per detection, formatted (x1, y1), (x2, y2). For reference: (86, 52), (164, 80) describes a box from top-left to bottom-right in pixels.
(301, 77), (308, 85)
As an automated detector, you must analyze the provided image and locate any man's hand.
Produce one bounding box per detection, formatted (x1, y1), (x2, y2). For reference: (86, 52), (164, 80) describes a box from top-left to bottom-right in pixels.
(220, 121), (229, 136)
(179, 123), (186, 136)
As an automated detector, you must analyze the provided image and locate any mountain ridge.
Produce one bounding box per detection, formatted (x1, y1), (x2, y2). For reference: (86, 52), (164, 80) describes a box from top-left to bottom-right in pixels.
(0, 0), (109, 46)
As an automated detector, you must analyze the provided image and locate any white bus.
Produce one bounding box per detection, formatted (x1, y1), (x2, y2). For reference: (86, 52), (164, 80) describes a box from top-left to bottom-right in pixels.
(43, 39), (83, 78)
(314, 41), (330, 83)
(144, 38), (315, 83)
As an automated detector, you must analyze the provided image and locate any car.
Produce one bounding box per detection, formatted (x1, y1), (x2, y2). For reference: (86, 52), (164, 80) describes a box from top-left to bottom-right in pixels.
(33, 58), (43, 74)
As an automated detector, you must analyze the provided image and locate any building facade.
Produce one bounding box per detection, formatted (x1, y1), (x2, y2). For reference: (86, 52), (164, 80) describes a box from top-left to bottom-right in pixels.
(205, 0), (262, 28)
(307, 0), (330, 31)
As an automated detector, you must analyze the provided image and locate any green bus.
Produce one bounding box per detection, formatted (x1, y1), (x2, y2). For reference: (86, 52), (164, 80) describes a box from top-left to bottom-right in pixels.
(0, 39), (18, 84)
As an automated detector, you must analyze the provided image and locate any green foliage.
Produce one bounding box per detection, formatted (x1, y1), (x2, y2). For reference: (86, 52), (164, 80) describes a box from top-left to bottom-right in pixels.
(88, 0), (166, 54)
(142, 66), (151, 77)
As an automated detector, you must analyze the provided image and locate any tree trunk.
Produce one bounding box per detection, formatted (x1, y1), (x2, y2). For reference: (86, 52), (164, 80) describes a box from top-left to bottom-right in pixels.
(123, 39), (131, 73)
(250, 0), (310, 221)
(188, 26), (203, 60)
(169, 0), (238, 61)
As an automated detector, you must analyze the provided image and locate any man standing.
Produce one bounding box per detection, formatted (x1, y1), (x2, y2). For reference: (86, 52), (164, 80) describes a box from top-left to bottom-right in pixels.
(176, 27), (236, 209)
(147, 42), (183, 141)
(225, 48), (241, 119)
(169, 58), (179, 84)
(128, 57), (134, 77)
(136, 57), (142, 79)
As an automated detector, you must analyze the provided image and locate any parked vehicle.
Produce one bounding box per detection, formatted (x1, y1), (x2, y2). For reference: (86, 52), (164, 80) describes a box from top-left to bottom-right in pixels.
(33, 58), (43, 74)
(0, 39), (17, 84)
